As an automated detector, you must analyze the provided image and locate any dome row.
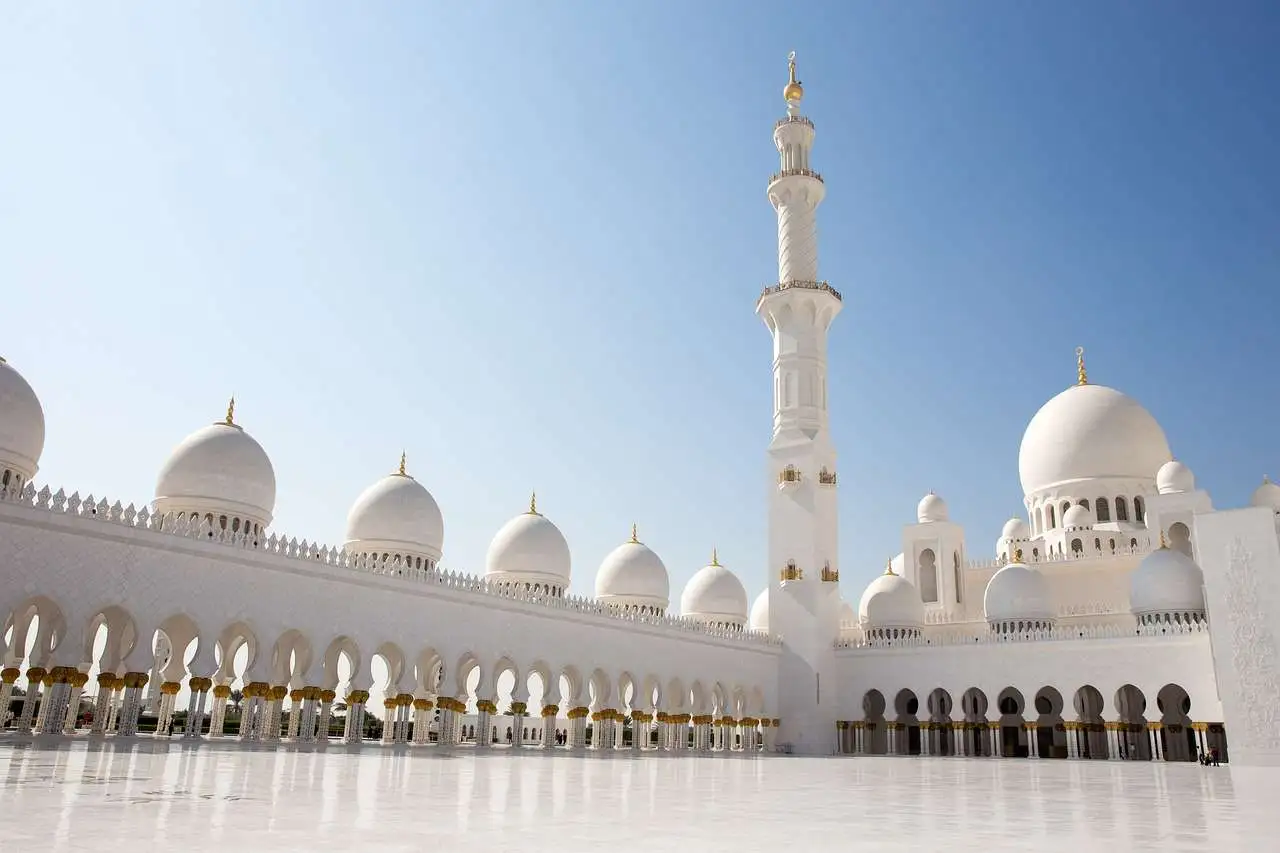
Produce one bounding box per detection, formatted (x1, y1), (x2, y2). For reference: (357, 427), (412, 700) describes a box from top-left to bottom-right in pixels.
(0, 370), (755, 625)
(857, 545), (1205, 633)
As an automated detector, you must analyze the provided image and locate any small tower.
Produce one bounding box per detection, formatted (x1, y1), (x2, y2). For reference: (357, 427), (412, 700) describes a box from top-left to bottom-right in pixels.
(759, 52), (842, 756)
(901, 492), (968, 619)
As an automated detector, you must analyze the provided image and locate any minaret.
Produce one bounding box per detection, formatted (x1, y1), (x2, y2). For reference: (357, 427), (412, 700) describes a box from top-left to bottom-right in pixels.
(757, 53), (842, 756)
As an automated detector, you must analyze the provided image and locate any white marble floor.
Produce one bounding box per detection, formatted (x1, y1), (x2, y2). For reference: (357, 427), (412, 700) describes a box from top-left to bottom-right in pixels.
(0, 741), (1274, 852)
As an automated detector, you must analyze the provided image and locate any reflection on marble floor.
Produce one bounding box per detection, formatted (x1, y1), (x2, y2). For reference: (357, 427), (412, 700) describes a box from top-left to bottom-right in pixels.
(0, 741), (1275, 852)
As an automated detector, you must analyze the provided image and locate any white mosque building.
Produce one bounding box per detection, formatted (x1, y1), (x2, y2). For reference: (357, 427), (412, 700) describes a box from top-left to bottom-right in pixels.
(3, 56), (1279, 765)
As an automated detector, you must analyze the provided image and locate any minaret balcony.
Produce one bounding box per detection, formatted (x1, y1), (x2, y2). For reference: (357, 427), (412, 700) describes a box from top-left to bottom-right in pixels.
(818, 467), (837, 486)
(777, 465), (802, 492)
(767, 168), (823, 187)
(820, 563), (839, 583)
(774, 115), (814, 131)
(780, 561), (804, 582)
(757, 279), (842, 307)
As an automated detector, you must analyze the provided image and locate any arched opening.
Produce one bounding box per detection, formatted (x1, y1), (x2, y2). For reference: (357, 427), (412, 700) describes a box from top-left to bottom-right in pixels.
(1073, 685), (1106, 758)
(893, 689), (921, 755)
(861, 690), (887, 755)
(1046, 505), (1056, 529)
(995, 687), (1026, 757)
(1113, 684), (1150, 760)
(960, 688), (990, 756)
(1133, 496), (1146, 523)
(1115, 497), (1130, 522)
(1033, 687), (1066, 758)
(1156, 683), (1196, 761)
(927, 688), (954, 756)
(1169, 522), (1193, 558)
(952, 552), (963, 604)
(1095, 497), (1111, 522)
(919, 549), (938, 604)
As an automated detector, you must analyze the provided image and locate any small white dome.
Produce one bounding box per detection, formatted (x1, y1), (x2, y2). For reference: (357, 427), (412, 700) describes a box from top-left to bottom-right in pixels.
(1019, 383), (1171, 497)
(1001, 517), (1030, 540)
(680, 554), (748, 626)
(917, 492), (948, 523)
(1156, 460), (1195, 495)
(344, 461), (444, 563)
(748, 588), (769, 632)
(1129, 545), (1205, 616)
(0, 358), (46, 481)
(1251, 477), (1280, 511)
(154, 405), (276, 526)
(595, 528), (669, 611)
(984, 558), (1053, 623)
(1062, 504), (1092, 530)
(485, 495), (571, 589)
(858, 570), (925, 629)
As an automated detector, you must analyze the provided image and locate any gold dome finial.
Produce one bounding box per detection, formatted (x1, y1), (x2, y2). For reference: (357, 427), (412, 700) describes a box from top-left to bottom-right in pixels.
(0, 355), (7, 364)
(528, 490), (538, 515)
(783, 51), (804, 102)
(630, 523), (639, 544)
(1265, 474), (1272, 484)
(711, 547), (721, 567)
(1076, 346), (1088, 386)
(884, 557), (895, 576)
(398, 451), (407, 476)
(224, 396), (236, 426)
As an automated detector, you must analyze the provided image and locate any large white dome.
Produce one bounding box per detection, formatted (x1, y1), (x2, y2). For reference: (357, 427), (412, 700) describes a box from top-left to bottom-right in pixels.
(1018, 383), (1171, 497)
(154, 405), (276, 526)
(983, 558), (1054, 624)
(680, 554), (748, 626)
(0, 358), (46, 482)
(485, 495), (571, 590)
(595, 528), (669, 611)
(858, 570), (924, 629)
(1251, 477), (1280, 512)
(748, 588), (769, 632)
(344, 460), (444, 563)
(1129, 545), (1205, 617)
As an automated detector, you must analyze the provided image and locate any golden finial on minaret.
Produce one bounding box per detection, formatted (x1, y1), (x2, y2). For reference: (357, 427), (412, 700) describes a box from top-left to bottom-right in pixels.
(1076, 346), (1088, 386)
(528, 491), (538, 515)
(711, 548), (721, 567)
(884, 558), (895, 576)
(630, 523), (639, 544)
(224, 396), (236, 426)
(783, 51), (804, 102)
(398, 451), (407, 476)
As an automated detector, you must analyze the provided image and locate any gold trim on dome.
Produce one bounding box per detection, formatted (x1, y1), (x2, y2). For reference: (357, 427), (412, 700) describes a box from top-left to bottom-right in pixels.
(1076, 346), (1088, 386)
(711, 548), (721, 567)
(224, 396), (236, 426)
(527, 490), (539, 515)
(884, 558), (895, 576)
(630, 523), (639, 544)
(398, 451), (408, 477)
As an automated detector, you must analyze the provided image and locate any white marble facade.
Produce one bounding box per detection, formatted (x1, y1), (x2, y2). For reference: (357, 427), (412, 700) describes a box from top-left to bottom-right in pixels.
(2, 56), (1278, 765)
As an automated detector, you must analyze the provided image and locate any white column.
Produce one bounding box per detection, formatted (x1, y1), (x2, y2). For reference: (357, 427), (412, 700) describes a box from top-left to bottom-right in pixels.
(316, 690), (336, 743)
(287, 691), (303, 740)
(343, 691), (368, 744)
(184, 679), (211, 738)
(63, 673), (88, 734)
(15, 666), (46, 732)
(154, 683), (180, 736)
(115, 673), (148, 737)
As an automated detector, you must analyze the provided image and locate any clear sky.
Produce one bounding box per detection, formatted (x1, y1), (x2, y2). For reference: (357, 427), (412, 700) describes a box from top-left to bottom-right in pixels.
(3, 1), (1278, 611)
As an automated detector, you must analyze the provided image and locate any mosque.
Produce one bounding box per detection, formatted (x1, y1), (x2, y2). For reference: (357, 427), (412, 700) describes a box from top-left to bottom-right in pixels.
(2, 56), (1278, 764)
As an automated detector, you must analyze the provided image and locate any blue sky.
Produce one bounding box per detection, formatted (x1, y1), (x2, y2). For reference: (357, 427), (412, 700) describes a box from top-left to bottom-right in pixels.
(3, 1), (1278, 606)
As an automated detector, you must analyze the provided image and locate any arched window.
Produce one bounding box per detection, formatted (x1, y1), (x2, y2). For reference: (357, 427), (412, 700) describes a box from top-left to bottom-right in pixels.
(1035, 506), (1044, 534)
(1130, 537), (1138, 549)
(953, 552), (963, 604)
(1060, 500), (1071, 519)
(1047, 505), (1056, 529)
(1095, 497), (1111, 522)
(1071, 538), (1083, 554)
(1169, 521), (1193, 557)
(1, 470), (9, 489)
(1032, 547), (1040, 559)
(1133, 496), (1146, 523)
(1078, 499), (1090, 510)
(1094, 537), (1101, 551)
(919, 549), (938, 603)
(1115, 497), (1130, 522)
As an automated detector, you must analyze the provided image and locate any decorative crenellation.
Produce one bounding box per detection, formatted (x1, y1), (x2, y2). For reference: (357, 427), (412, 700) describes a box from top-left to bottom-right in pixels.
(835, 616), (1210, 650)
(818, 468), (837, 486)
(0, 479), (782, 647)
(777, 465), (802, 485)
(757, 279), (842, 305)
(969, 541), (1153, 571)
